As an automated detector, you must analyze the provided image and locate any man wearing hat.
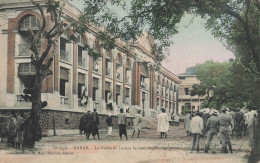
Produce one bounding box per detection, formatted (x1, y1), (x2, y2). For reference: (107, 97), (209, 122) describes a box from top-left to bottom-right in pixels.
(218, 106), (233, 153)
(204, 110), (219, 153)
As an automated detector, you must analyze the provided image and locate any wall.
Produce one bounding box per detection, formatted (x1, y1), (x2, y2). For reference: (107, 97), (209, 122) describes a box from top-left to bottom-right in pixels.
(0, 109), (134, 136)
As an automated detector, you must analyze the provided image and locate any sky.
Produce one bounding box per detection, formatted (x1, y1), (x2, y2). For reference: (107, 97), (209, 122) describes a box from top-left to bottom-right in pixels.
(69, 0), (235, 75)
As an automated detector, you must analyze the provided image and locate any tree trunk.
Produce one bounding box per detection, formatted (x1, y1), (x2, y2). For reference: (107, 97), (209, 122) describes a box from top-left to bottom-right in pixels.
(23, 72), (43, 149)
(248, 77), (260, 163)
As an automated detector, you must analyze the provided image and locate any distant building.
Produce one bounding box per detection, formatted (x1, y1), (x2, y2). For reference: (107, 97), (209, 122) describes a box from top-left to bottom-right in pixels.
(178, 67), (207, 114)
(0, 0), (180, 135)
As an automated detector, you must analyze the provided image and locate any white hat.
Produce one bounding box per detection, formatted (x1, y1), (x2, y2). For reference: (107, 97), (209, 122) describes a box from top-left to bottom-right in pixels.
(212, 110), (219, 115)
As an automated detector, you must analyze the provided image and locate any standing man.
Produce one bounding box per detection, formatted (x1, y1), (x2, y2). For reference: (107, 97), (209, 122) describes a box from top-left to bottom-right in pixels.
(106, 112), (113, 139)
(118, 108), (128, 140)
(157, 108), (169, 138)
(190, 112), (204, 152)
(202, 108), (211, 137)
(91, 108), (100, 140)
(204, 110), (219, 154)
(132, 110), (142, 138)
(218, 106), (233, 153)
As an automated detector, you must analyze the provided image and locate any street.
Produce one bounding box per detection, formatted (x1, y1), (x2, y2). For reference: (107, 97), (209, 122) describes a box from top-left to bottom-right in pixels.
(0, 119), (251, 163)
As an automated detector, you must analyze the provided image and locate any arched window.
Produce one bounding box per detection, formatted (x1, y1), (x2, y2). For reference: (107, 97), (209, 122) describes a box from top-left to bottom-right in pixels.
(19, 15), (40, 31)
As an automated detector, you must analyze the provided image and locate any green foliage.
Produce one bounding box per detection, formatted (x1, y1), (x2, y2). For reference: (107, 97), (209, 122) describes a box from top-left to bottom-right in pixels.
(191, 60), (255, 109)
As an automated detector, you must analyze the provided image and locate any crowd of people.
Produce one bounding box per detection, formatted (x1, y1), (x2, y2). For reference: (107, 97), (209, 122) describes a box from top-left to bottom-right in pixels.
(3, 106), (258, 154)
(79, 108), (143, 141)
(6, 112), (26, 148)
(184, 106), (258, 153)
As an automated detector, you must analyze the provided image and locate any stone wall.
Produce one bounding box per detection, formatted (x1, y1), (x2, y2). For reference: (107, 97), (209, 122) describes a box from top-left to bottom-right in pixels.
(0, 109), (134, 136)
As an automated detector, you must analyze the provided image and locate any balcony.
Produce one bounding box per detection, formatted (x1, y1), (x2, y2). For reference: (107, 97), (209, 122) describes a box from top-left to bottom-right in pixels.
(78, 57), (86, 68)
(16, 95), (31, 107)
(106, 68), (111, 77)
(60, 49), (70, 62)
(60, 96), (69, 105)
(19, 44), (33, 56)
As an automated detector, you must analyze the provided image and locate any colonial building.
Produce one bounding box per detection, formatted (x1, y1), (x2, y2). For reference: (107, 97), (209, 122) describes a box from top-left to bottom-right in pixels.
(0, 0), (180, 135)
(178, 67), (207, 114)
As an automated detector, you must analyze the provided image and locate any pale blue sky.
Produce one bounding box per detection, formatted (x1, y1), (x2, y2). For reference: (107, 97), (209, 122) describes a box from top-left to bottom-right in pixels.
(69, 0), (235, 74)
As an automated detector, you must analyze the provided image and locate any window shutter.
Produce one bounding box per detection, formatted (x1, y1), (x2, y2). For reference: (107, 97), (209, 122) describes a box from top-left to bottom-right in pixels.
(105, 82), (110, 91)
(78, 73), (85, 84)
(93, 78), (99, 88)
(60, 67), (69, 80)
(116, 85), (120, 94)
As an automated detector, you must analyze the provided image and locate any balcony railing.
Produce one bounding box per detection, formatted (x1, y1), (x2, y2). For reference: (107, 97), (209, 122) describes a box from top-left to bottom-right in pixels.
(78, 57), (86, 68)
(106, 68), (111, 77)
(60, 96), (69, 105)
(17, 94), (31, 103)
(60, 49), (70, 62)
(19, 44), (32, 56)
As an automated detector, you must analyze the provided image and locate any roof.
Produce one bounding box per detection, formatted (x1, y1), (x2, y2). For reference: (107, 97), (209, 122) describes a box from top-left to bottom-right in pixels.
(178, 67), (196, 76)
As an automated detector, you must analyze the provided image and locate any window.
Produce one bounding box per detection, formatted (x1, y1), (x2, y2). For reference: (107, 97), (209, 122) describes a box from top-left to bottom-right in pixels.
(185, 88), (189, 95)
(92, 88), (98, 101)
(78, 73), (85, 98)
(60, 68), (69, 96)
(78, 46), (85, 67)
(60, 79), (66, 96)
(92, 78), (99, 101)
(60, 37), (70, 62)
(116, 85), (120, 105)
(93, 60), (99, 72)
(105, 82), (111, 103)
(19, 15), (40, 31)
(20, 75), (35, 93)
(182, 106), (185, 113)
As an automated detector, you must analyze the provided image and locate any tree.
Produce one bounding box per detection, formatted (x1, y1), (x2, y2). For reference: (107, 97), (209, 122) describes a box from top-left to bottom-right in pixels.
(21, 0), (78, 148)
(81, 0), (260, 161)
(190, 61), (231, 109)
(191, 60), (255, 110)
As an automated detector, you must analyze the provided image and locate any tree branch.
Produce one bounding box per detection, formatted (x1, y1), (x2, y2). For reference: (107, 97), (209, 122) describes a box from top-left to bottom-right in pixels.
(31, 0), (46, 34)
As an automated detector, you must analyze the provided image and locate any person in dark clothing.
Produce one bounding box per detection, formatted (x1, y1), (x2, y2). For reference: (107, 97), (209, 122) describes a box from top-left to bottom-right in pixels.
(84, 110), (92, 140)
(90, 109), (100, 140)
(202, 109), (211, 137)
(79, 113), (86, 135)
(233, 108), (244, 138)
